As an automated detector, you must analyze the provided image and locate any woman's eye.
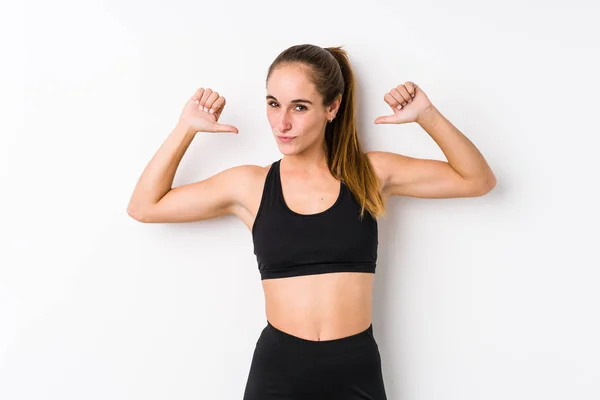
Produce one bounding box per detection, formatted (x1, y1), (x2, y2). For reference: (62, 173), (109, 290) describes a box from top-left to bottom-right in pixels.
(267, 102), (306, 111)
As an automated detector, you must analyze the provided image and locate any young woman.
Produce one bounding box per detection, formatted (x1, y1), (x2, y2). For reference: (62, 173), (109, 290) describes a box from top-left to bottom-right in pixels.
(127, 44), (496, 399)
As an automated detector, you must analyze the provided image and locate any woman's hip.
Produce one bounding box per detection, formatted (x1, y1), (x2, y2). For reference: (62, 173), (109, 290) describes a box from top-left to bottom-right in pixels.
(243, 321), (387, 400)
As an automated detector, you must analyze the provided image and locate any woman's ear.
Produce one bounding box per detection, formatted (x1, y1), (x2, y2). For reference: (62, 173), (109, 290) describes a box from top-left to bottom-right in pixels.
(328, 94), (342, 118)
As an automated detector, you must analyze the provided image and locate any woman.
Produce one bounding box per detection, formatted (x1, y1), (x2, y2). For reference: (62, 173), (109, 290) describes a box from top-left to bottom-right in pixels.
(127, 44), (496, 399)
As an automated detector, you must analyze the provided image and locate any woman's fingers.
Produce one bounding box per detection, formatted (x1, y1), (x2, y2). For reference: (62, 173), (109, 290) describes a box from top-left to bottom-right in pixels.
(203, 91), (220, 112)
(210, 96), (226, 115)
(384, 82), (418, 110)
(384, 92), (403, 110)
(198, 88), (213, 109)
(191, 88), (226, 116)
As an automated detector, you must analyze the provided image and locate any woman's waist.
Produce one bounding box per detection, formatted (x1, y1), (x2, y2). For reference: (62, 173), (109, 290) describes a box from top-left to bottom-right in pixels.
(262, 272), (374, 341)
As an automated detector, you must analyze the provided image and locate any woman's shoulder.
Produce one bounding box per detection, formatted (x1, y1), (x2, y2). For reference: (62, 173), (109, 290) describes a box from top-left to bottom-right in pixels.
(226, 160), (278, 189)
(231, 160), (275, 178)
(225, 161), (278, 219)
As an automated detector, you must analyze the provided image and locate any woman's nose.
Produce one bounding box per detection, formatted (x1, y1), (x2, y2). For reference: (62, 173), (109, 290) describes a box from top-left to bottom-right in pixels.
(278, 112), (292, 132)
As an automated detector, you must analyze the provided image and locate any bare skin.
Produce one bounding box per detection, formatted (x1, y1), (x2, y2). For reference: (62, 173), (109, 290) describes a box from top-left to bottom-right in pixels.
(127, 64), (496, 341)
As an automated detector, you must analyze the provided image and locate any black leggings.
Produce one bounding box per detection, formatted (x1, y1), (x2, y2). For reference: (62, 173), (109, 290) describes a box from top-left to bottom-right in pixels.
(243, 321), (387, 400)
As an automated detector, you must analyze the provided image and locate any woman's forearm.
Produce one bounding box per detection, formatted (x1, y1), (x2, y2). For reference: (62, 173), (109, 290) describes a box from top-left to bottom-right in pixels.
(127, 121), (196, 213)
(416, 105), (496, 186)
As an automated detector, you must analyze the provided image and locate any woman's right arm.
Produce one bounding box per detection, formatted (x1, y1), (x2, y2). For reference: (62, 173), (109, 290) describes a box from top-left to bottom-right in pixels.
(127, 88), (246, 223)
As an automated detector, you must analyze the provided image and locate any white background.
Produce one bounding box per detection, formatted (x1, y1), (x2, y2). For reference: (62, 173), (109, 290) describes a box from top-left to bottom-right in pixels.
(2, 0), (599, 399)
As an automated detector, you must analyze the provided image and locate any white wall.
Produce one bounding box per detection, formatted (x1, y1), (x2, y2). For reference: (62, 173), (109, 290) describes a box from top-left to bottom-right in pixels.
(2, 0), (599, 399)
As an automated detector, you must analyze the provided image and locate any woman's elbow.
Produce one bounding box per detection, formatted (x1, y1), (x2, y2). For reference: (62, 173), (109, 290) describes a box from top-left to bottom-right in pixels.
(127, 203), (151, 222)
(474, 173), (497, 196)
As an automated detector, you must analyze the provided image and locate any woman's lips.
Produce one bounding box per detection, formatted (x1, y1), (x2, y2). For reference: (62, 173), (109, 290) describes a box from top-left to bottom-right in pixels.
(277, 136), (296, 143)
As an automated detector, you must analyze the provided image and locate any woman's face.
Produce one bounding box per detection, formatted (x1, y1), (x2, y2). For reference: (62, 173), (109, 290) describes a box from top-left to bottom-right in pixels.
(266, 64), (337, 155)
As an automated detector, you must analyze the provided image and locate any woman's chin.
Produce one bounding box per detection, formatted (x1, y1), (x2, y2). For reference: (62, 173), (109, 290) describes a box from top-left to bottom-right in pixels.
(277, 143), (300, 155)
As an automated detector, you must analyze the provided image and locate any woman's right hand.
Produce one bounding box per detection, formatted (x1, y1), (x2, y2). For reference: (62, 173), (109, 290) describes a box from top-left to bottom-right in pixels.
(178, 88), (239, 134)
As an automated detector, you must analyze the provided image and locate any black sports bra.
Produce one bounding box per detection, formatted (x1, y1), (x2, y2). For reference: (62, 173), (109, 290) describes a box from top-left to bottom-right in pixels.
(252, 159), (378, 280)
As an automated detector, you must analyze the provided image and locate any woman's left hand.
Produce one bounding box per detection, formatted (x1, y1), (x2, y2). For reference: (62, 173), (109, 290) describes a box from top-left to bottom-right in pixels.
(374, 81), (433, 125)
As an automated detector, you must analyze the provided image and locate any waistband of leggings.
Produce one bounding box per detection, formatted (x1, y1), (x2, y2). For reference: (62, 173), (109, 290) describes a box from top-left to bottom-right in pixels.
(265, 320), (375, 354)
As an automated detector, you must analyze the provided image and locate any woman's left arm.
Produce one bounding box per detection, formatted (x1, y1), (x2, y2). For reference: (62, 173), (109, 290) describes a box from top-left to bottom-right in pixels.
(367, 81), (496, 199)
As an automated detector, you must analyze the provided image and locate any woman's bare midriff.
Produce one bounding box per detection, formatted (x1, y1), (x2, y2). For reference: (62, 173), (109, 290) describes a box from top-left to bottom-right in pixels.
(262, 271), (375, 341)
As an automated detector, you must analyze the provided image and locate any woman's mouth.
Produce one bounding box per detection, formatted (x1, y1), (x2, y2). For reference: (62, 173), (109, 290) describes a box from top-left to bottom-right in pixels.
(277, 136), (296, 143)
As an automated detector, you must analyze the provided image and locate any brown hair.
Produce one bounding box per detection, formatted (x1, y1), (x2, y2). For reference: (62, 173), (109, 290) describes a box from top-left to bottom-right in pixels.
(266, 44), (385, 219)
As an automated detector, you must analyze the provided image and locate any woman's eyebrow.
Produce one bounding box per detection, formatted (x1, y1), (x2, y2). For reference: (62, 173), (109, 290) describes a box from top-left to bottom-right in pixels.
(266, 95), (313, 105)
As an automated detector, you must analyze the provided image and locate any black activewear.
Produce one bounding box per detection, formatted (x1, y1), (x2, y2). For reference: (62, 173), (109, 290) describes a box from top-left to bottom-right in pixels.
(243, 321), (387, 400)
(252, 159), (378, 280)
